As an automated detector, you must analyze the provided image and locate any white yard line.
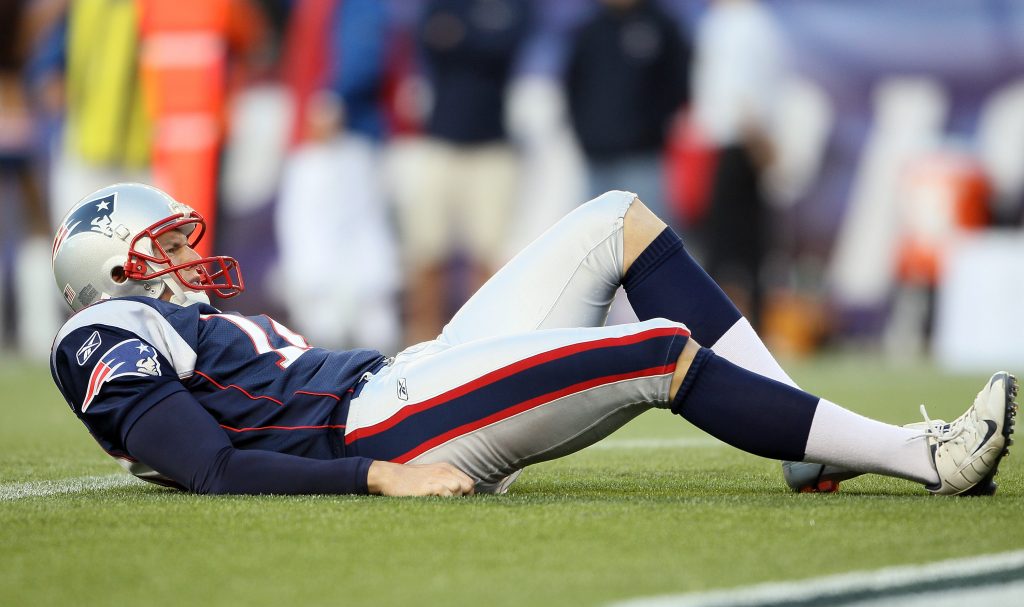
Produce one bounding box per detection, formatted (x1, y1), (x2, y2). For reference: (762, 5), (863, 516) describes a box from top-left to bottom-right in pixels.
(0, 473), (140, 501)
(611, 549), (1024, 607)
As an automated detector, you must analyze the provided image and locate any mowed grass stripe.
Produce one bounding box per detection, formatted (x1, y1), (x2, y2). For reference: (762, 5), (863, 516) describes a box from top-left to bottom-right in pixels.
(611, 549), (1024, 607)
(0, 473), (141, 501)
(591, 438), (721, 450)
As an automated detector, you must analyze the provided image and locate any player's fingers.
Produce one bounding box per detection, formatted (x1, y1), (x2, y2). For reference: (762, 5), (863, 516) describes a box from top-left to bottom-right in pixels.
(441, 463), (475, 487)
(449, 475), (475, 496)
(422, 473), (458, 497)
(449, 472), (474, 496)
(441, 479), (466, 497)
(441, 473), (474, 497)
(454, 471), (474, 495)
(416, 463), (473, 496)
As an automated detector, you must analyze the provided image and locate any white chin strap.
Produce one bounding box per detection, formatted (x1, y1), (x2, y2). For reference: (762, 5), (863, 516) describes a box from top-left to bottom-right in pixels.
(162, 278), (210, 307)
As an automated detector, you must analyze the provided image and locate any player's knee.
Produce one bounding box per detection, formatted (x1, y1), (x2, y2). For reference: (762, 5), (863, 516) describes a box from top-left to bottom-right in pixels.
(631, 318), (695, 355)
(622, 197), (671, 271)
(639, 317), (691, 335)
(572, 190), (636, 228)
(625, 197), (668, 233)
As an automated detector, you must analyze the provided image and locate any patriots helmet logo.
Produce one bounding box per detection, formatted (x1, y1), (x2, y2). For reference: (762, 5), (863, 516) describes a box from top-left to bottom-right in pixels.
(81, 339), (163, 412)
(51, 194), (118, 264)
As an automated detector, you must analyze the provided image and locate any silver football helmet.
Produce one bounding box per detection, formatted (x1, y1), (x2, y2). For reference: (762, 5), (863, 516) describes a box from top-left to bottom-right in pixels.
(52, 183), (244, 312)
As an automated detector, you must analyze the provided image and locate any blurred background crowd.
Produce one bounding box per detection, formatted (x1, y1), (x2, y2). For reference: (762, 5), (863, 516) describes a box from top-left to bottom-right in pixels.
(2, 0), (1024, 371)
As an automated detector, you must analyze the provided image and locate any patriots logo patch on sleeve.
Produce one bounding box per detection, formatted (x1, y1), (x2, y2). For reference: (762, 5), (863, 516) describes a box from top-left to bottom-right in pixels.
(81, 339), (164, 412)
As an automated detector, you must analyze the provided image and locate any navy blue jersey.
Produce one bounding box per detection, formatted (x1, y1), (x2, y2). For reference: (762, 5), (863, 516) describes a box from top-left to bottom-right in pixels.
(50, 297), (385, 484)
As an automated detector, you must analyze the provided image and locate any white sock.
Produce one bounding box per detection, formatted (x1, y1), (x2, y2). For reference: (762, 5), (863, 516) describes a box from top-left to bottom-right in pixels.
(804, 399), (939, 485)
(712, 318), (935, 481)
(711, 318), (798, 388)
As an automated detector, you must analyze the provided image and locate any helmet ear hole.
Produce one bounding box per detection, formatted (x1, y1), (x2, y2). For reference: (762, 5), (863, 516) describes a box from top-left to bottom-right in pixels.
(111, 266), (128, 284)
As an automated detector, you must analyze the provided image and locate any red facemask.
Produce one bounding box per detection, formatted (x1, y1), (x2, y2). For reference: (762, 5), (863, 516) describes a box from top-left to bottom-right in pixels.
(124, 211), (244, 299)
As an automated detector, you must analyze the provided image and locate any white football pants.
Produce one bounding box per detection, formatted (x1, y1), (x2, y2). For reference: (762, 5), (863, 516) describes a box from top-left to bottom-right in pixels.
(345, 191), (691, 492)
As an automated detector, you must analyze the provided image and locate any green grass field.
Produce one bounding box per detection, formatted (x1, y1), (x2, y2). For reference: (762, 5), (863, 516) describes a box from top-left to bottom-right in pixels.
(1, 355), (1020, 606)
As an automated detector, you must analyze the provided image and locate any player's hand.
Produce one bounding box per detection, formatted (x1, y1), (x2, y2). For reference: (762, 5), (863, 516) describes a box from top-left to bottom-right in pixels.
(367, 461), (475, 497)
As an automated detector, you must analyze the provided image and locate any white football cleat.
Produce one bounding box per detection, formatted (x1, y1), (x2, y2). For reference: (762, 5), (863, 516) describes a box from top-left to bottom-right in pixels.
(922, 372), (1017, 496)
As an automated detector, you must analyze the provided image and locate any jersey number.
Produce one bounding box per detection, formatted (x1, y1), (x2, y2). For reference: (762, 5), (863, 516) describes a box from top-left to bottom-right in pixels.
(201, 314), (310, 369)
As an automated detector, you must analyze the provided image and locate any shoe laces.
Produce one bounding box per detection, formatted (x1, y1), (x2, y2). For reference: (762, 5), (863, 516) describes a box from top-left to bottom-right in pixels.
(917, 404), (970, 445)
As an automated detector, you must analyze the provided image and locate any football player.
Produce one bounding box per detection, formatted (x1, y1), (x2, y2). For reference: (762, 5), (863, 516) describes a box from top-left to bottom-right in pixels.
(49, 183), (1016, 497)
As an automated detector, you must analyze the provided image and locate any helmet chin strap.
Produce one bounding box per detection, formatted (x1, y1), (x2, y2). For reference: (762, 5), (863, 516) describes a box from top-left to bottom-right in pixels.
(161, 277), (211, 307)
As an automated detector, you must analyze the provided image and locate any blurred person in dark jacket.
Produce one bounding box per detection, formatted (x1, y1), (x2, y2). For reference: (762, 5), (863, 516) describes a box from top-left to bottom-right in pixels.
(693, 0), (786, 329)
(564, 0), (691, 226)
(1, 0), (63, 359)
(0, 0), (49, 237)
(395, 0), (530, 344)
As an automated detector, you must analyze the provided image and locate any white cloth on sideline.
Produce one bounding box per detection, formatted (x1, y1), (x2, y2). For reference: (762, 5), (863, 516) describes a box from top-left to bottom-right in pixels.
(275, 134), (401, 353)
(693, 0), (787, 146)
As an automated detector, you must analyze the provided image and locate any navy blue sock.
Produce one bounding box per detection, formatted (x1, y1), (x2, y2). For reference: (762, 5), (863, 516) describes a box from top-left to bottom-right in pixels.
(623, 228), (741, 346)
(672, 348), (818, 461)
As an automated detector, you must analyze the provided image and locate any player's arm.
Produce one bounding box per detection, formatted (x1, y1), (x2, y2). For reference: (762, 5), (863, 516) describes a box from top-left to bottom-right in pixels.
(125, 391), (474, 496)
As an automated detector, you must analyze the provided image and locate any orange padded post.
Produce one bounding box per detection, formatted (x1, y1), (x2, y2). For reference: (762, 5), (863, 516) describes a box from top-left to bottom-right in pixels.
(139, 0), (229, 256)
(896, 152), (990, 286)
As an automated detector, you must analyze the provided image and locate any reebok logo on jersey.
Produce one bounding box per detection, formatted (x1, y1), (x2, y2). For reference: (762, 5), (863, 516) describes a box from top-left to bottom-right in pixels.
(76, 331), (103, 366)
(82, 339), (163, 412)
(398, 378), (409, 401)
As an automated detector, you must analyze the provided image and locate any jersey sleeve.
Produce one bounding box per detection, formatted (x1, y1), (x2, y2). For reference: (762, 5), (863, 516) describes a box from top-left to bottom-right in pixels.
(51, 324), (189, 451)
(126, 390), (373, 494)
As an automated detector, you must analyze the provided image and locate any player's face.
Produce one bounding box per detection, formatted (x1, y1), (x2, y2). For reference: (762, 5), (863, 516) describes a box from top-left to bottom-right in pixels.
(156, 229), (203, 293)
(157, 229), (200, 265)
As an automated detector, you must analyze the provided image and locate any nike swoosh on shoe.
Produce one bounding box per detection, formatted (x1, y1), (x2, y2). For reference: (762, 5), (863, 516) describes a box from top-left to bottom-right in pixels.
(971, 420), (999, 456)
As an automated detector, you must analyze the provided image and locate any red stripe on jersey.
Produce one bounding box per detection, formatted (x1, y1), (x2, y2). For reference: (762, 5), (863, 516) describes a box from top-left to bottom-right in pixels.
(220, 423), (347, 433)
(294, 390), (341, 400)
(345, 326), (688, 444)
(391, 363), (677, 463)
(192, 370), (285, 406)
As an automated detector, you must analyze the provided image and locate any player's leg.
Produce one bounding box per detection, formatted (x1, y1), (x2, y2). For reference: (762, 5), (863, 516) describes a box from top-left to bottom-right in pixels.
(672, 352), (1014, 495)
(433, 192), (995, 492)
(621, 200), (795, 386)
(389, 189), (651, 490)
(435, 190), (635, 346)
(348, 317), (1015, 496)
(437, 190), (741, 349)
(435, 190), (840, 489)
(444, 191), (797, 394)
(621, 201), (865, 491)
(346, 318), (693, 490)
